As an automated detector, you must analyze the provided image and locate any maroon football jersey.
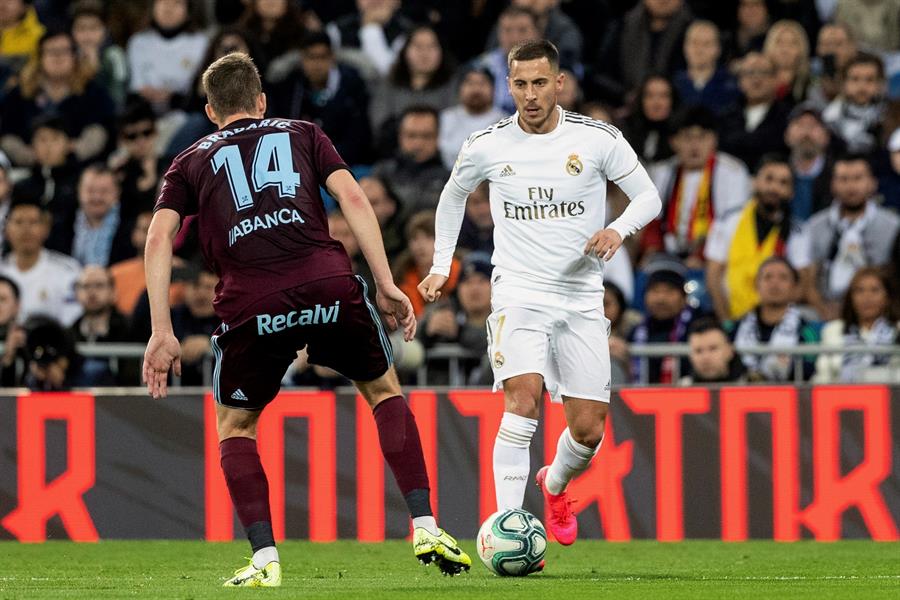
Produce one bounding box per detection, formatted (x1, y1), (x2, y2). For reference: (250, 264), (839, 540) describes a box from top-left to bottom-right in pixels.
(155, 118), (353, 325)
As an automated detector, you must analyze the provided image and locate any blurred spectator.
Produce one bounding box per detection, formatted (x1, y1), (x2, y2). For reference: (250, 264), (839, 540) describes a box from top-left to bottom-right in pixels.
(267, 31), (371, 166)
(705, 155), (807, 321)
(731, 256), (819, 382)
(763, 19), (810, 102)
(814, 266), (900, 383)
(880, 127), (900, 211)
(126, 0), (208, 113)
(719, 52), (791, 170)
(785, 103), (834, 221)
(392, 210), (460, 319)
(325, 0), (412, 78)
(725, 0), (770, 61)
(644, 107), (751, 265)
(237, 0), (308, 74)
(0, 274), (22, 385)
(419, 252), (492, 385)
(327, 208), (374, 289)
(628, 265), (700, 383)
(172, 266), (219, 385)
(623, 75), (678, 164)
(70, 0), (128, 109)
(0, 150), (11, 248)
(371, 105), (449, 218)
(110, 100), (165, 220)
(605, 0), (693, 93)
(0, 191), (81, 325)
(439, 66), (507, 169)
(834, 0), (900, 53)
(370, 24), (455, 154)
(486, 0), (582, 71)
(802, 155), (900, 318)
(0, 0), (45, 71)
(0, 29), (113, 166)
(475, 5), (541, 115)
(681, 316), (747, 384)
(23, 315), (94, 390)
(604, 281), (641, 385)
(822, 52), (886, 154)
(60, 164), (133, 266)
(71, 265), (133, 382)
(457, 181), (494, 255)
(807, 23), (857, 108)
(673, 20), (740, 115)
(359, 176), (404, 260)
(581, 101), (614, 123)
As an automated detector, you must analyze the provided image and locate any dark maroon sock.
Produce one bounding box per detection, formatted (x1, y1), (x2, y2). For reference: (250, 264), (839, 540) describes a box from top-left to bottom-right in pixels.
(220, 436), (274, 551)
(372, 395), (432, 517)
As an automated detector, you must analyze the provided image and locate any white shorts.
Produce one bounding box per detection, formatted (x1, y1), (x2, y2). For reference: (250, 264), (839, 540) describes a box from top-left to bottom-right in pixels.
(487, 283), (612, 403)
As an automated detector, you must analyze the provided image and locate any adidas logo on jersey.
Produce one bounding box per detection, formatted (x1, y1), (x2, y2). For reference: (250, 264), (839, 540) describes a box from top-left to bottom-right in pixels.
(231, 389), (249, 401)
(499, 164), (516, 177)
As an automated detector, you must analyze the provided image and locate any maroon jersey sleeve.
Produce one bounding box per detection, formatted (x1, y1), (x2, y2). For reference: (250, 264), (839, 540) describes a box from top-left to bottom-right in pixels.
(154, 154), (198, 218)
(310, 123), (349, 183)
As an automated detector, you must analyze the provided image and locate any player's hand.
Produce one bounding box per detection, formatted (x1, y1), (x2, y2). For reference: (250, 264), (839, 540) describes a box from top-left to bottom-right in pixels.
(143, 331), (182, 400)
(584, 228), (623, 261)
(376, 282), (417, 342)
(417, 273), (448, 303)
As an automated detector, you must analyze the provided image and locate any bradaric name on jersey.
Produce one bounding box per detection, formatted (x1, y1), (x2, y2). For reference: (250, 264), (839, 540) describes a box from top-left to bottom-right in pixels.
(502, 186), (585, 221)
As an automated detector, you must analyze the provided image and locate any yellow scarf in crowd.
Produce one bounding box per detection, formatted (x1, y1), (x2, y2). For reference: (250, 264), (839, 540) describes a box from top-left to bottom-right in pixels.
(726, 200), (785, 318)
(666, 155), (716, 247)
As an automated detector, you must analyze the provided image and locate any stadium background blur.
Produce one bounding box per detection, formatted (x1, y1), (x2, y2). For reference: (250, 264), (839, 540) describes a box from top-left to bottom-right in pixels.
(0, 0), (899, 391)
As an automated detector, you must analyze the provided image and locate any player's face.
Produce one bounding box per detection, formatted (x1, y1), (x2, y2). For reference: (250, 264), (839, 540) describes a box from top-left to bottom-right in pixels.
(76, 267), (115, 315)
(508, 58), (563, 134)
(850, 274), (888, 323)
(754, 163), (793, 208)
(79, 172), (119, 221)
(688, 329), (733, 380)
(756, 263), (795, 306)
(645, 284), (685, 320)
(5, 206), (50, 254)
(0, 281), (19, 327)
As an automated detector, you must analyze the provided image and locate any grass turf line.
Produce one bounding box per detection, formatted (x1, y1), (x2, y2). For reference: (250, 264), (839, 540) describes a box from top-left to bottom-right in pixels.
(1, 540), (897, 599)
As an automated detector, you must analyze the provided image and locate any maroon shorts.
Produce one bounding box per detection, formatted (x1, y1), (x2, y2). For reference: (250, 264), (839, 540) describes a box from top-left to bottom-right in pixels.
(211, 275), (392, 410)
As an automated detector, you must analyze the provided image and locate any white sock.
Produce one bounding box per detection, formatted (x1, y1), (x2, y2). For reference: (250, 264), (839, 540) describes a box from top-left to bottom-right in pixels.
(412, 515), (439, 535)
(252, 546), (279, 569)
(546, 428), (599, 495)
(493, 412), (539, 510)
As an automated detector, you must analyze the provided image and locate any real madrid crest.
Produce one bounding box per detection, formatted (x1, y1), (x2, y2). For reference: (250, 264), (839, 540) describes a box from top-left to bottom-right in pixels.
(566, 154), (583, 176)
(493, 351), (505, 369)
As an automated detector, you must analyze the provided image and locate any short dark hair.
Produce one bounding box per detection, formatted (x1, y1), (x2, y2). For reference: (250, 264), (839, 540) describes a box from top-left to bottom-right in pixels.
(833, 152), (874, 173)
(80, 162), (119, 188)
(70, 0), (105, 20)
(202, 52), (262, 119)
(756, 256), (799, 283)
(0, 275), (20, 302)
(671, 106), (718, 134)
(842, 51), (885, 81)
(507, 39), (559, 71)
(399, 105), (439, 127)
(118, 98), (156, 131)
(754, 153), (791, 175)
(30, 114), (69, 139)
(687, 316), (728, 339)
(300, 30), (332, 52)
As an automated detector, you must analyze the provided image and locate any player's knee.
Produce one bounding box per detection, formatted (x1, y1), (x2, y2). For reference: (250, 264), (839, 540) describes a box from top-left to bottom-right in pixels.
(504, 390), (540, 419)
(569, 418), (605, 449)
(217, 408), (260, 441)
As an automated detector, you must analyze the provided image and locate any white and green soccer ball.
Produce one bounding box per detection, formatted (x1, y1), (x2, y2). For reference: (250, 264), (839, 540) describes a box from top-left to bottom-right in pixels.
(476, 508), (547, 576)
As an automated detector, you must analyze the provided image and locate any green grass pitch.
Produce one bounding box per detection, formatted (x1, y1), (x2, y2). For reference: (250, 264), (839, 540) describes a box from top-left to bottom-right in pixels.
(1, 540), (897, 599)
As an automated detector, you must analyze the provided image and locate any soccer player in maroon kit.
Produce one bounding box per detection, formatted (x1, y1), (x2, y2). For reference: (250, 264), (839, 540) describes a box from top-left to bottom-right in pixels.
(142, 53), (471, 587)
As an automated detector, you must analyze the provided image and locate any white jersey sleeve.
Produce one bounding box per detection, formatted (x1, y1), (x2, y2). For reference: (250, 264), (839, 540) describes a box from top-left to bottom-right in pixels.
(449, 135), (486, 193)
(604, 133), (662, 240)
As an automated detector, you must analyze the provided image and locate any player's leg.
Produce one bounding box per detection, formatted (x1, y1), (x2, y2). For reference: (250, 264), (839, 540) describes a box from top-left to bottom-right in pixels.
(486, 307), (550, 511)
(493, 373), (543, 510)
(213, 323), (292, 587)
(355, 368), (472, 575)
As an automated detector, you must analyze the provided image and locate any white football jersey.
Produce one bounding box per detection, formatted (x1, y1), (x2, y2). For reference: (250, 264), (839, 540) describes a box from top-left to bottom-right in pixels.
(450, 107), (640, 307)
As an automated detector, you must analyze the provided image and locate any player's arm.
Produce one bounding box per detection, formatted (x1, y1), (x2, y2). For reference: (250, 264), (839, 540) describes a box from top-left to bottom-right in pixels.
(142, 208), (182, 399)
(325, 168), (416, 341)
(586, 135), (662, 260)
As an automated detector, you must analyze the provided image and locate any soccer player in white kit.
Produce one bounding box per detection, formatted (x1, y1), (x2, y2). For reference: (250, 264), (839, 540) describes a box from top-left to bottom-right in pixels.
(419, 40), (661, 546)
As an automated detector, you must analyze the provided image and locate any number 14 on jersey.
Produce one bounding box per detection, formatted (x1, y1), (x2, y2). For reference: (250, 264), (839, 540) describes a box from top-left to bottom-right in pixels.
(211, 132), (301, 211)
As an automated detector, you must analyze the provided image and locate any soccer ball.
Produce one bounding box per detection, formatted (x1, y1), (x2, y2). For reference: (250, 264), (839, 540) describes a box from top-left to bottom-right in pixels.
(476, 508), (547, 576)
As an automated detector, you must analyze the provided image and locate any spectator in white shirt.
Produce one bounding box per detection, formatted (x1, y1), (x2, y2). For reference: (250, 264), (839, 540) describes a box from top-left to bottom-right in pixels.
(0, 189), (81, 325)
(439, 67), (508, 169)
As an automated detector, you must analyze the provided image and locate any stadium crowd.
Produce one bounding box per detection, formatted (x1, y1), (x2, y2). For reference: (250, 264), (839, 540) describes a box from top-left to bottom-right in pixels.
(0, 0), (899, 390)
